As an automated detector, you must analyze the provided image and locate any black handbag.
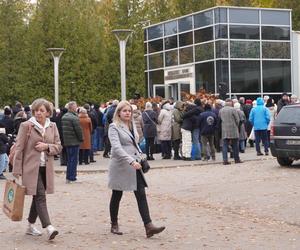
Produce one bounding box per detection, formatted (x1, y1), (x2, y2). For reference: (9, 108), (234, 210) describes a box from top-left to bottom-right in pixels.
(131, 135), (150, 173)
(140, 158), (150, 173)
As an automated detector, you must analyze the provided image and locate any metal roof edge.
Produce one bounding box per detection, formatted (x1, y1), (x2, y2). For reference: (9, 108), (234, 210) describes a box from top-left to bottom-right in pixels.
(143, 6), (292, 30)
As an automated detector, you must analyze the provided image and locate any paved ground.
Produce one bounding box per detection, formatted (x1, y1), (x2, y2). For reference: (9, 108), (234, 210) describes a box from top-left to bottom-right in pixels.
(1, 150), (300, 249)
(54, 147), (271, 173)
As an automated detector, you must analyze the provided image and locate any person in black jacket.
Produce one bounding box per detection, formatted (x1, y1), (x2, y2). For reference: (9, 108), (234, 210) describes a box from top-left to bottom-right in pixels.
(84, 104), (98, 163)
(277, 92), (290, 114)
(0, 108), (14, 135)
(57, 108), (68, 166)
(181, 103), (196, 160)
(181, 99), (203, 161)
(142, 102), (158, 160)
(103, 100), (119, 158)
(199, 104), (217, 161)
(0, 125), (9, 179)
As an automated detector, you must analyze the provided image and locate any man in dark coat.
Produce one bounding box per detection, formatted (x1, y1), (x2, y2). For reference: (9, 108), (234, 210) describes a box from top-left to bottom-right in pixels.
(198, 104), (217, 161)
(84, 103), (97, 163)
(219, 99), (242, 165)
(0, 108), (14, 135)
(142, 102), (158, 160)
(182, 99), (203, 160)
(62, 101), (83, 183)
(103, 100), (119, 158)
(277, 92), (290, 114)
(57, 108), (68, 165)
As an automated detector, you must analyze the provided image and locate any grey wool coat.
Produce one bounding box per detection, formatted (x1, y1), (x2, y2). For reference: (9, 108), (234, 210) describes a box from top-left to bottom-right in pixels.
(219, 106), (240, 139)
(108, 122), (147, 191)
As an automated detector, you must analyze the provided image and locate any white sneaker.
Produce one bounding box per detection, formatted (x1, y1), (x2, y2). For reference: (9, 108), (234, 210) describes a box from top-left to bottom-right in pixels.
(46, 225), (59, 240)
(26, 223), (42, 236)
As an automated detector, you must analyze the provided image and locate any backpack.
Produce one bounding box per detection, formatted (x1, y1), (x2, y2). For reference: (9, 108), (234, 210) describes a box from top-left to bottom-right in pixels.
(9, 124), (33, 166)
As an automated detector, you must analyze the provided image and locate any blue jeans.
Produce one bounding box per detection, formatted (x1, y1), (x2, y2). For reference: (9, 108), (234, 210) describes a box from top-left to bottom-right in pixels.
(92, 129), (99, 152)
(192, 129), (201, 160)
(99, 127), (104, 151)
(254, 130), (269, 153)
(222, 138), (239, 162)
(66, 146), (79, 181)
(0, 153), (8, 174)
(239, 140), (245, 152)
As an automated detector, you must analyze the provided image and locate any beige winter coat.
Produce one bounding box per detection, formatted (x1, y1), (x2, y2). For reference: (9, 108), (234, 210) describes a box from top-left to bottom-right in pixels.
(13, 121), (62, 195)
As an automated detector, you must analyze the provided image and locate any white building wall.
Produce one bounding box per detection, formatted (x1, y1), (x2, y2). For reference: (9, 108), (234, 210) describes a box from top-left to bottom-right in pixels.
(292, 31), (300, 98)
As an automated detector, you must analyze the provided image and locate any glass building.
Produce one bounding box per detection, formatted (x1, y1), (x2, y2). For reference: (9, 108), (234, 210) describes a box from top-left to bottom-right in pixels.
(144, 6), (292, 100)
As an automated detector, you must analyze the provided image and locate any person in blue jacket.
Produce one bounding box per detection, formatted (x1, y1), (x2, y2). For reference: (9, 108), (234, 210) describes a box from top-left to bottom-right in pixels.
(249, 97), (270, 156)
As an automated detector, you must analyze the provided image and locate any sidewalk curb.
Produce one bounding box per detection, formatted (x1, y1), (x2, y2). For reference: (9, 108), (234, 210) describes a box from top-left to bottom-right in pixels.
(55, 157), (273, 174)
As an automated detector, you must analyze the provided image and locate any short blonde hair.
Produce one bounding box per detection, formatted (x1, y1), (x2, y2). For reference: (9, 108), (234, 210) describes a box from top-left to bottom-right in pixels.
(79, 107), (87, 114)
(113, 101), (133, 128)
(31, 98), (53, 117)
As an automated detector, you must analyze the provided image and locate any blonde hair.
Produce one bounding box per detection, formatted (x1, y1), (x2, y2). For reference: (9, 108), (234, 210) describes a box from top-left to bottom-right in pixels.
(113, 101), (133, 129)
(31, 98), (53, 117)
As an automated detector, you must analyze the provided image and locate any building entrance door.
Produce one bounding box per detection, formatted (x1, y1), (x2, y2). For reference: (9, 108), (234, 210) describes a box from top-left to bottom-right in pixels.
(153, 84), (165, 98)
(168, 82), (190, 101)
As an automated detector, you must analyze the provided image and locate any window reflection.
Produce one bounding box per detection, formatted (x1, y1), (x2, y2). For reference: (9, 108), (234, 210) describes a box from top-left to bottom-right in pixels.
(262, 42), (290, 59)
(149, 70), (164, 85)
(230, 41), (260, 58)
(195, 42), (214, 61)
(229, 9), (259, 24)
(214, 8), (227, 23)
(165, 35), (178, 50)
(261, 10), (290, 25)
(263, 61), (291, 92)
(261, 26), (290, 40)
(148, 39), (163, 53)
(165, 50), (178, 67)
(148, 25), (163, 40)
(230, 25), (259, 39)
(179, 16), (193, 32)
(179, 32), (193, 47)
(216, 60), (229, 88)
(164, 21), (177, 36)
(149, 53), (163, 69)
(215, 40), (228, 58)
(194, 27), (213, 43)
(215, 25), (228, 39)
(195, 62), (215, 93)
(194, 10), (213, 28)
(231, 60), (261, 93)
(179, 47), (193, 64)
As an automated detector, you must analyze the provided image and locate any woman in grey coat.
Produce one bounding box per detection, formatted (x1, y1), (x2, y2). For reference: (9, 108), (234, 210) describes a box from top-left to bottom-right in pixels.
(108, 101), (165, 238)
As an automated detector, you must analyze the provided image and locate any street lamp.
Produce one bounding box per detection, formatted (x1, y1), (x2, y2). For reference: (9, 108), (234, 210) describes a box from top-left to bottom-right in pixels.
(47, 48), (65, 109)
(112, 29), (133, 101)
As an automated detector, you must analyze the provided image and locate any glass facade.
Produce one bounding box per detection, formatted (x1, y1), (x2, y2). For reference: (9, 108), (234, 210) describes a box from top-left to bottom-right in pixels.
(144, 7), (292, 98)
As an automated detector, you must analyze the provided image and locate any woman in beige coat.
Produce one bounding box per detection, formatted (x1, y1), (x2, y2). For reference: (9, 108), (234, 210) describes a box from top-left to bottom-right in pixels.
(13, 98), (62, 241)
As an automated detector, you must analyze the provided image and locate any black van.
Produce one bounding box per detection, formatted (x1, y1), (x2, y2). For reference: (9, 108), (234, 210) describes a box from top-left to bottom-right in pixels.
(270, 104), (300, 166)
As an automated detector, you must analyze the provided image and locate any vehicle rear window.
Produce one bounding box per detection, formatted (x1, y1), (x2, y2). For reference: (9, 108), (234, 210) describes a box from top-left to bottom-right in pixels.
(276, 106), (300, 124)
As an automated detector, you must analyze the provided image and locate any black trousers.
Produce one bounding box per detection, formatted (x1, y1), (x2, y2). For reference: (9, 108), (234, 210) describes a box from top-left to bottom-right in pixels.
(172, 139), (181, 157)
(28, 167), (51, 228)
(109, 171), (151, 225)
(103, 136), (111, 156)
(79, 149), (90, 164)
(145, 137), (155, 157)
(161, 140), (171, 157)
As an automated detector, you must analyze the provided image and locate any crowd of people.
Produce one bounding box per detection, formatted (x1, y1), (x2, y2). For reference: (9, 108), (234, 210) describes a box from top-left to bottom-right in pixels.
(0, 92), (299, 180)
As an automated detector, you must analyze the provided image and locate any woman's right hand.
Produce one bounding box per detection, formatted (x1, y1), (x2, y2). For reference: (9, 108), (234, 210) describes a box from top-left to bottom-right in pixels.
(131, 161), (142, 170)
(12, 173), (21, 178)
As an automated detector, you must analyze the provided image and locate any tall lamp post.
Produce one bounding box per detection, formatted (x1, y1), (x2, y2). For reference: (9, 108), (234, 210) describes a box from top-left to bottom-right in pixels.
(47, 48), (65, 109)
(112, 29), (133, 101)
